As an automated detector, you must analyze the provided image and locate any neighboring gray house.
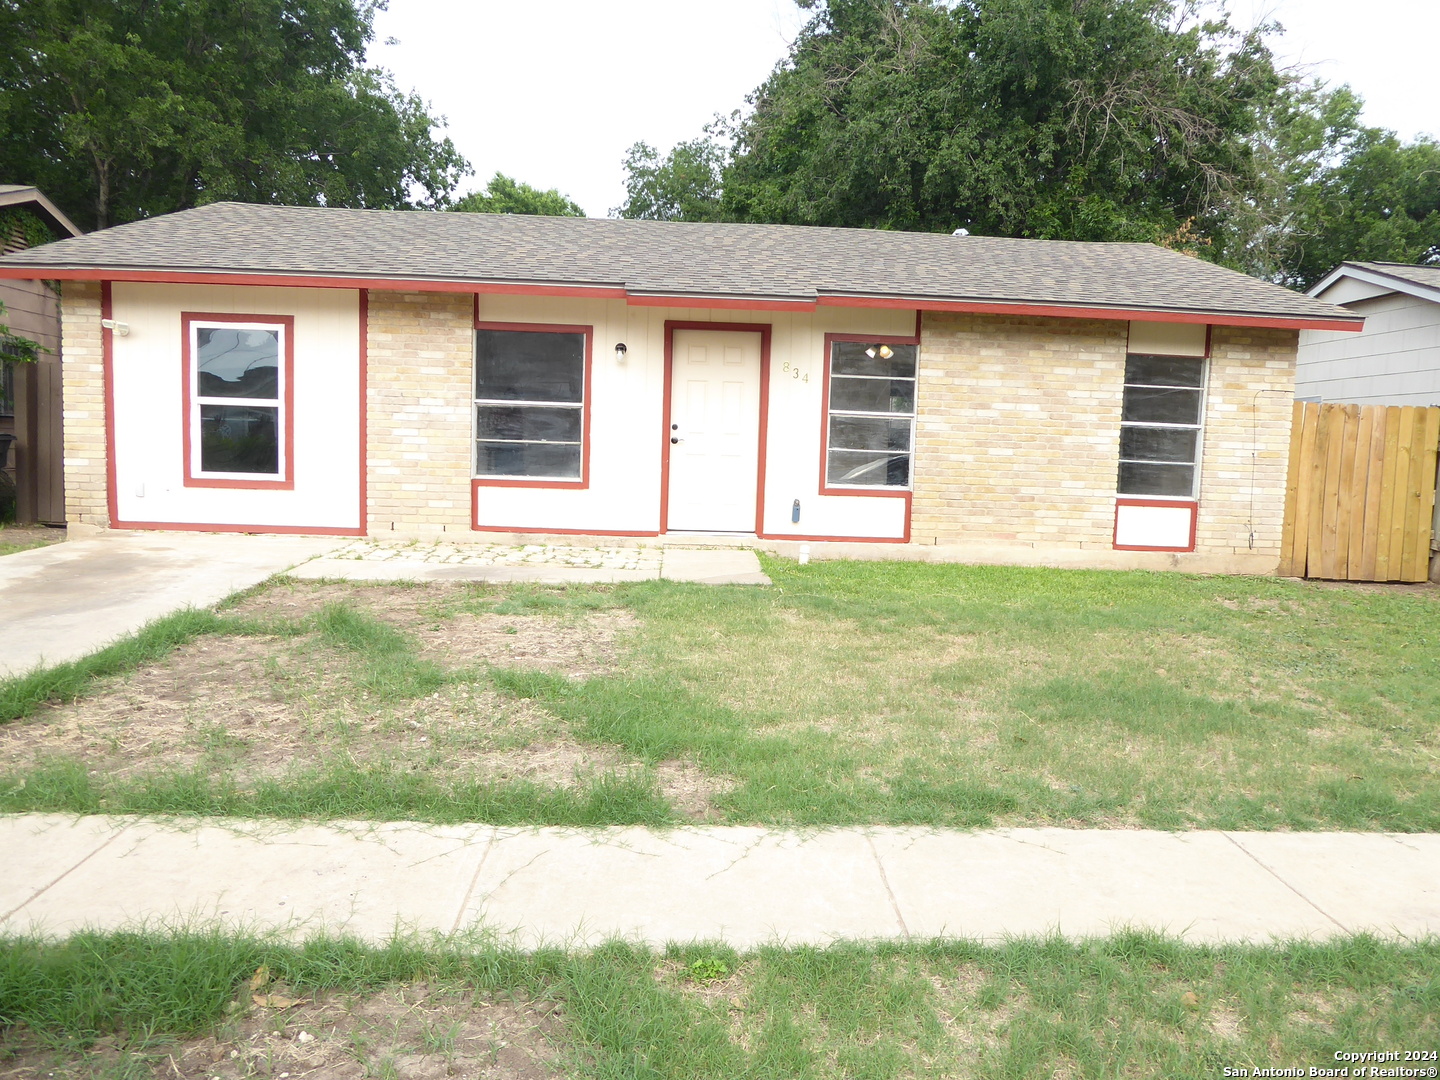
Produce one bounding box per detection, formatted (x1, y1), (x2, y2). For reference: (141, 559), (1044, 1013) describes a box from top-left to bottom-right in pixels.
(1298, 261), (1440, 405)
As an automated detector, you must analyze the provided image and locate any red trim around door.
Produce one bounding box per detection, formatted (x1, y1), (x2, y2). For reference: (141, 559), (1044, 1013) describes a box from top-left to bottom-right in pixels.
(103, 285), (366, 536)
(1112, 498), (1198, 552)
(180, 312), (296, 490)
(661, 320), (772, 535)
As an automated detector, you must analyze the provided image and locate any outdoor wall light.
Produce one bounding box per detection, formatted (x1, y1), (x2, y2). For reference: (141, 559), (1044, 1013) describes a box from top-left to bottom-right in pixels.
(100, 318), (130, 336)
(615, 342), (628, 363)
(864, 344), (894, 360)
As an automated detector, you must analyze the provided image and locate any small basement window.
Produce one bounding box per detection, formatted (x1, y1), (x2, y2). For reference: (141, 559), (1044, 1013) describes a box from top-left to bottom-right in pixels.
(825, 340), (917, 489)
(474, 326), (587, 481)
(185, 315), (292, 485)
(1117, 354), (1206, 498)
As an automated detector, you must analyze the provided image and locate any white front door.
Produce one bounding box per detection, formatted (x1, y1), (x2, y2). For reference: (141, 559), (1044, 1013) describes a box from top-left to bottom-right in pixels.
(666, 330), (762, 532)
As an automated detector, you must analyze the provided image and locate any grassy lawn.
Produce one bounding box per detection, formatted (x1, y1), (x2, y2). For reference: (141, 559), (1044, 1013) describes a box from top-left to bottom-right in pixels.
(1, 558), (1436, 830)
(1, 929), (1435, 1079)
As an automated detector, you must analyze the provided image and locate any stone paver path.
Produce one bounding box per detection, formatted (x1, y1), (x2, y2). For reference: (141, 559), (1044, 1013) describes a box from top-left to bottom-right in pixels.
(326, 539), (663, 572)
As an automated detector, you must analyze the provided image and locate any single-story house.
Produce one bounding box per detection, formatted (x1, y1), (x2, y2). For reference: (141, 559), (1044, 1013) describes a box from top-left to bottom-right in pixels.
(0, 204), (1362, 573)
(0, 184), (82, 524)
(1298, 261), (1440, 406)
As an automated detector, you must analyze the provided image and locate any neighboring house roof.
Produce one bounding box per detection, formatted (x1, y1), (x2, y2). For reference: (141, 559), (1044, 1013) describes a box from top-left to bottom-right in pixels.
(1308, 261), (1440, 307)
(0, 185), (83, 243)
(0, 201), (1361, 330)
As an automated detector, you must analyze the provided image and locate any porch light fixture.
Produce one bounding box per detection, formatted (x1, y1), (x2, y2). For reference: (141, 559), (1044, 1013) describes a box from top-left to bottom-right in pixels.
(100, 318), (130, 336)
(864, 344), (894, 360)
(614, 342), (628, 363)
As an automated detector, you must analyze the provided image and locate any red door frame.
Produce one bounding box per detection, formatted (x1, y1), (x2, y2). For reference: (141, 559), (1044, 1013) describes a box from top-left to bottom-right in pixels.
(661, 320), (772, 535)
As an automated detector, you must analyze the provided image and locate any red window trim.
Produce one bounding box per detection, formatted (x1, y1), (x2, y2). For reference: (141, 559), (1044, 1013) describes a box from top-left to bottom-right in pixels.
(470, 321), (593, 532)
(181, 312), (296, 490)
(818, 331), (921, 509)
(1112, 498), (1198, 552)
(660, 320), (772, 536)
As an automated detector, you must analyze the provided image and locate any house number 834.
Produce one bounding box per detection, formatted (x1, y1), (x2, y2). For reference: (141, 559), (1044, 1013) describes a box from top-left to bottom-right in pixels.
(781, 361), (809, 383)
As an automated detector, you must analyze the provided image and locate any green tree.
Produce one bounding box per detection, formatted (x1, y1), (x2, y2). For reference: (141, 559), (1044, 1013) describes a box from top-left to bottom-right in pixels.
(716, 0), (1281, 248)
(452, 173), (585, 216)
(614, 136), (727, 221)
(0, 0), (468, 230)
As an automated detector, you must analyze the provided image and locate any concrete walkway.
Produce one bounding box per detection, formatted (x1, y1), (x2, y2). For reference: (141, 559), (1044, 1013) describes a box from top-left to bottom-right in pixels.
(2, 815), (1434, 946)
(0, 532), (341, 677)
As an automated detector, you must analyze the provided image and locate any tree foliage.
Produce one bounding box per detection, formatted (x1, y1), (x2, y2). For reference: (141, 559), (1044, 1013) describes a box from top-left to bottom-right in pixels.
(452, 173), (585, 217)
(0, 0), (469, 230)
(613, 137), (726, 221)
(619, 0), (1439, 287)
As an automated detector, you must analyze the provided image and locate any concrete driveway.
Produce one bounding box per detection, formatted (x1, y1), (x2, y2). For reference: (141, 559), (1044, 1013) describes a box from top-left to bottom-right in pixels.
(0, 531), (341, 677)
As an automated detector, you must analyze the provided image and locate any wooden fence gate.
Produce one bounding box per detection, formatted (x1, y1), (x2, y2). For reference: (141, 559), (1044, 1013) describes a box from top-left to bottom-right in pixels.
(1280, 402), (1440, 582)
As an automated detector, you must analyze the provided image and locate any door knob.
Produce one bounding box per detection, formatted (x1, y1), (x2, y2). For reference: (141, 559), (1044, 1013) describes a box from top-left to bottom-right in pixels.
(670, 436), (682, 444)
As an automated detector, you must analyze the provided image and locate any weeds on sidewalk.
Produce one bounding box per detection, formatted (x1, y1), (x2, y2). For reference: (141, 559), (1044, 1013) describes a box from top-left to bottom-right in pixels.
(1, 928), (1436, 1079)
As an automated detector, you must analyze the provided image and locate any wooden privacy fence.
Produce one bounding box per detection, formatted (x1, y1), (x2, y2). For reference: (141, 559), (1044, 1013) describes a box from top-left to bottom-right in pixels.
(1280, 402), (1440, 582)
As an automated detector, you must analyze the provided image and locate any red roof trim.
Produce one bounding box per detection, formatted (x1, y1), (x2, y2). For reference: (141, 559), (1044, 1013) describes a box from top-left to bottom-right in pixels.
(1, 266), (1363, 332)
(817, 294), (1363, 332)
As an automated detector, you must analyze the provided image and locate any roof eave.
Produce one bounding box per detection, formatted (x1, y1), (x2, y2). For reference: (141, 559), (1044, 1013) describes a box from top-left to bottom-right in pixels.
(0, 265), (1364, 331)
(0, 188), (83, 238)
(1308, 262), (1440, 307)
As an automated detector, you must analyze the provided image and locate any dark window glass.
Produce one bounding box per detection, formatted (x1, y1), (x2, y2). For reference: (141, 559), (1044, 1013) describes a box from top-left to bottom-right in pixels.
(1122, 386), (1201, 426)
(0, 361), (13, 418)
(476, 405), (582, 443)
(827, 450), (911, 487)
(476, 441), (582, 478)
(1125, 354), (1205, 387)
(200, 405), (278, 474)
(196, 328), (280, 399)
(476, 330), (584, 402)
(829, 376), (916, 414)
(829, 415), (912, 452)
(1118, 461), (1196, 497)
(1120, 427), (1198, 464)
(831, 341), (918, 379)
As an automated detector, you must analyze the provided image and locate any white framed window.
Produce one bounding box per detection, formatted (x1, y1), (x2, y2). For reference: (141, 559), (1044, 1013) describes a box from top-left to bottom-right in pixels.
(473, 324), (589, 483)
(824, 338), (918, 489)
(183, 314), (292, 487)
(1117, 353), (1206, 498)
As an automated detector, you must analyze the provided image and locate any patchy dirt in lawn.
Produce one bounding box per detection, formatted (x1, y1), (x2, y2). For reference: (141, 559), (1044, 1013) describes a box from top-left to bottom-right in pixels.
(0, 983), (567, 1080)
(0, 580), (734, 818)
(0, 523), (64, 554)
(415, 609), (638, 676)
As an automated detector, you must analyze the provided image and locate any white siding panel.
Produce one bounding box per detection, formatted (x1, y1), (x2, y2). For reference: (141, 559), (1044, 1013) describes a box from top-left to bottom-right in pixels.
(471, 296), (914, 539)
(110, 282), (363, 530)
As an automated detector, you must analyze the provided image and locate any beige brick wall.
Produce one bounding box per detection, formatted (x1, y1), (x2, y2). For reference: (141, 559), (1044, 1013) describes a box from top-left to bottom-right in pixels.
(1195, 326), (1297, 558)
(366, 290), (473, 534)
(911, 312), (1128, 548)
(910, 312), (1297, 569)
(60, 281), (108, 528)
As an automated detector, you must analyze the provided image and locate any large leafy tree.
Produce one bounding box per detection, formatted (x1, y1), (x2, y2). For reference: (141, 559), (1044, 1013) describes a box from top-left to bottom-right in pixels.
(0, 0), (468, 230)
(624, 0), (1281, 251)
(452, 173), (585, 217)
(622, 0), (1439, 285)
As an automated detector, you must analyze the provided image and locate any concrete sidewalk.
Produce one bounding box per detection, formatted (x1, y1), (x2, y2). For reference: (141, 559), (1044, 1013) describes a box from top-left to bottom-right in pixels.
(2, 815), (1435, 946)
(0, 532), (341, 677)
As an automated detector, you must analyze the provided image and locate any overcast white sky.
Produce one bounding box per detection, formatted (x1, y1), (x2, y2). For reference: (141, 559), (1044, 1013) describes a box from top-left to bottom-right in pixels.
(370, 0), (1440, 218)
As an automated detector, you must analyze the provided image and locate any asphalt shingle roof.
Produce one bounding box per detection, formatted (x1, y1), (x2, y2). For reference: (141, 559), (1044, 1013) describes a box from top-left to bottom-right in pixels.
(0, 201), (1357, 324)
(1344, 261), (1440, 294)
